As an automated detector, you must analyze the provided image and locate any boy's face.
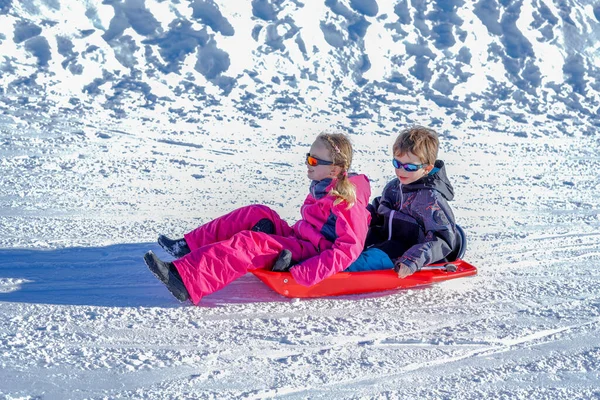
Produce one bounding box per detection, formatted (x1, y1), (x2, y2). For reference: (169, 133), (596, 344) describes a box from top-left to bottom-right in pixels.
(393, 151), (433, 185)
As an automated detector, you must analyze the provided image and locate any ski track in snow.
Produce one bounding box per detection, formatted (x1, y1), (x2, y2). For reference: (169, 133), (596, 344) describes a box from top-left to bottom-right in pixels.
(1, 108), (600, 399)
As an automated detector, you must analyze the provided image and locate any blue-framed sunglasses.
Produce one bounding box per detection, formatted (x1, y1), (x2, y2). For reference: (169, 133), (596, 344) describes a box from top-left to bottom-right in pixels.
(392, 159), (428, 172)
(306, 153), (333, 166)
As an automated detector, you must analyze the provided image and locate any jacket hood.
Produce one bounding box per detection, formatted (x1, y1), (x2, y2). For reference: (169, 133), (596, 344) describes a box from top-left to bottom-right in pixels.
(401, 160), (454, 201)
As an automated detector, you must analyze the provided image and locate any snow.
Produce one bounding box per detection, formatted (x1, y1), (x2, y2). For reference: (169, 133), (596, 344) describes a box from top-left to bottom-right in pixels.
(1, 0), (600, 398)
(1, 107), (599, 398)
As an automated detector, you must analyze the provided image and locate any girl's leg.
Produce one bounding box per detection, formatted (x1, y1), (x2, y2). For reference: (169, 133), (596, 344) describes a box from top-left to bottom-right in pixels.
(184, 205), (293, 251)
(173, 232), (317, 305)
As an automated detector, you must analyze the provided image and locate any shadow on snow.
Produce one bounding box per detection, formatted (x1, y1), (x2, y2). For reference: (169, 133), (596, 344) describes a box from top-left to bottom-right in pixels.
(0, 242), (291, 308)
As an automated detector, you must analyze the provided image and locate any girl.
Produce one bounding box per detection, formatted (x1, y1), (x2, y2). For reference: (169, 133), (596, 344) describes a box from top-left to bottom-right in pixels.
(144, 133), (371, 305)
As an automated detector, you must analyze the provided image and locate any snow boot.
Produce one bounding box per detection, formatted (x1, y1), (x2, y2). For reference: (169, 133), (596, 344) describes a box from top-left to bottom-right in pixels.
(251, 218), (275, 234)
(158, 235), (191, 258)
(143, 251), (189, 302)
(272, 249), (293, 272)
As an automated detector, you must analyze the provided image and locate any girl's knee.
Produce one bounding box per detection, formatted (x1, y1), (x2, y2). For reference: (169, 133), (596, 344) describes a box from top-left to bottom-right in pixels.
(245, 204), (279, 221)
(250, 204), (275, 215)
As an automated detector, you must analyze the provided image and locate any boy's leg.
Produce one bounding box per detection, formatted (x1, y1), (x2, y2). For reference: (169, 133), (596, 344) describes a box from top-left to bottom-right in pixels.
(345, 248), (394, 272)
(173, 232), (316, 305)
(183, 205), (293, 251)
(370, 240), (411, 260)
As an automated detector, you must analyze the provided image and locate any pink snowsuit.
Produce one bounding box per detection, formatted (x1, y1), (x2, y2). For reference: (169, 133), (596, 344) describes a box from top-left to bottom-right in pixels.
(173, 174), (371, 305)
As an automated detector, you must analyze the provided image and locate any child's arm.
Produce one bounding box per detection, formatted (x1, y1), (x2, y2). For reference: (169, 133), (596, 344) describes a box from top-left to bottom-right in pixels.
(367, 196), (384, 227)
(377, 180), (398, 214)
(395, 190), (457, 274)
(368, 180), (398, 233)
(289, 202), (370, 286)
(369, 179), (407, 245)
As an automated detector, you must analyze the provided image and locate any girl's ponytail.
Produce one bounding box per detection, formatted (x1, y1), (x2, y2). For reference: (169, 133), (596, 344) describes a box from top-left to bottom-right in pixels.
(318, 133), (357, 208)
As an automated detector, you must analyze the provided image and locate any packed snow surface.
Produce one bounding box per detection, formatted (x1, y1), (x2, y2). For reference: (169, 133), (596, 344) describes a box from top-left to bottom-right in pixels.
(1, 0), (600, 398)
(1, 110), (599, 399)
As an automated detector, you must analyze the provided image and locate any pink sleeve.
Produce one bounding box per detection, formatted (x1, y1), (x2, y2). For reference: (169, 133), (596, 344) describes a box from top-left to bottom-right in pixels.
(290, 202), (370, 286)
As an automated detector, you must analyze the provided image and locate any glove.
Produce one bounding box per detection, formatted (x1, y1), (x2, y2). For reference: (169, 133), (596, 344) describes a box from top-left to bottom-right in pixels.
(272, 250), (294, 272)
(394, 261), (416, 278)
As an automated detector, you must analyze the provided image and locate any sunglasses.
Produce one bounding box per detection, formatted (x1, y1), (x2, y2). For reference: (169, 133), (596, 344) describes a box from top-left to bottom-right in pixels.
(392, 159), (427, 172)
(306, 153), (333, 167)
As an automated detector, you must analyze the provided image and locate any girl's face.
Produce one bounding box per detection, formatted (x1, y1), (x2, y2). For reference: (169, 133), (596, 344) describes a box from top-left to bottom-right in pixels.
(306, 140), (341, 181)
(393, 151), (433, 185)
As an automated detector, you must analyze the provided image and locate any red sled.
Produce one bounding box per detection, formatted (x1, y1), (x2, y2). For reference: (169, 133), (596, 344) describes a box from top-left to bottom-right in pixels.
(251, 258), (477, 298)
(252, 225), (476, 298)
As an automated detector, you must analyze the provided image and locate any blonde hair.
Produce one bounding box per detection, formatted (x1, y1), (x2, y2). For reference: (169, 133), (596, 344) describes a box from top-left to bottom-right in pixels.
(317, 133), (356, 208)
(393, 125), (439, 165)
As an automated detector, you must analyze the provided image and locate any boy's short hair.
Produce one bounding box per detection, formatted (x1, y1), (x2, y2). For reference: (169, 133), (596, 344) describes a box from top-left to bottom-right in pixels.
(392, 126), (439, 165)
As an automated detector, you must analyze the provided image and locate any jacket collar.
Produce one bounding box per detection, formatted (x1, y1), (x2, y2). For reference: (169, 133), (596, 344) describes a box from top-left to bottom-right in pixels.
(310, 178), (333, 199)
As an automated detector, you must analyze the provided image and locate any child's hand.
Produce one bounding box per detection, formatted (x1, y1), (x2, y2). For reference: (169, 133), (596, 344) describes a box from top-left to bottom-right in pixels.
(272, 250), (294, 272)
(394, 262), (415, 278)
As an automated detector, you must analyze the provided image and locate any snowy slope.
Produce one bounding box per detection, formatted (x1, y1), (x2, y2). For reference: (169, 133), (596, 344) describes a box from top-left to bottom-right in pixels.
(1, 0), (600, 131)
(1, 0), (600, 399)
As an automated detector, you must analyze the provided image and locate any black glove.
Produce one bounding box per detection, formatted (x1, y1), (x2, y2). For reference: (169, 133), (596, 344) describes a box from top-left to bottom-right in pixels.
(272, 250), (294, 272)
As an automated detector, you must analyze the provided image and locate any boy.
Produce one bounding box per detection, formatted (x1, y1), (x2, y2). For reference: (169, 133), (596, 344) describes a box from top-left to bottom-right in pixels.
(362, 125), (459, 278)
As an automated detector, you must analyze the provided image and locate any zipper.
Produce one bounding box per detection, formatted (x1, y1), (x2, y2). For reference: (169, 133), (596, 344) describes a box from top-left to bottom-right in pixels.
(388, 183), (403, 241)
(387, 210), (394, 240)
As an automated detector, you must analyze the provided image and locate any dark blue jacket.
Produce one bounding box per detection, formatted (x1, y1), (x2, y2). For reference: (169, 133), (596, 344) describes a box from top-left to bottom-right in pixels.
(366, 160), (458, 273)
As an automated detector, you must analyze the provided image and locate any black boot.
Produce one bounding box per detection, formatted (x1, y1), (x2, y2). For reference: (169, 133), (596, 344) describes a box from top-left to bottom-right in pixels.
(158, 235), (191, 258)
(272, 249), (293, 272)
(251, 218), (275, 234)
(143, 251), (190, 302)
